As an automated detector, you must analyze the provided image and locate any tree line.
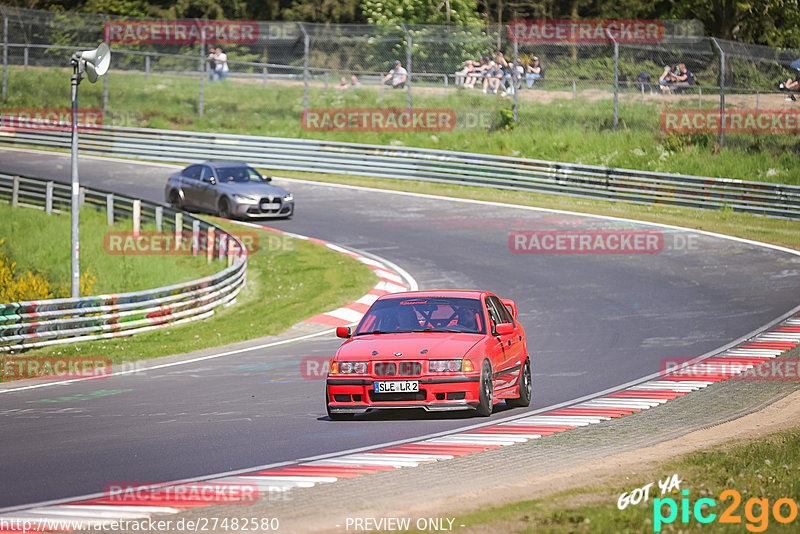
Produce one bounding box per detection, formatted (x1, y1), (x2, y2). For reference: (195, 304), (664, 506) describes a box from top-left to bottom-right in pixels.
(6, 0), (800, 48)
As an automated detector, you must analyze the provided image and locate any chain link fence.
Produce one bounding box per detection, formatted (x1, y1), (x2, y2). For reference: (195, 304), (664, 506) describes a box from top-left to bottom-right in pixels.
(2, 6), (800, 147)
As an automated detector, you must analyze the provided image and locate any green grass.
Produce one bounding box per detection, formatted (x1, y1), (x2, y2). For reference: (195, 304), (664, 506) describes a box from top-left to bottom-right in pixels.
(13, 217), (376, 363)
(0, 203), (219, 296)
(273, 170), (800, 251)
(4, 66), (800, 185)
(418, 427), (800, 533)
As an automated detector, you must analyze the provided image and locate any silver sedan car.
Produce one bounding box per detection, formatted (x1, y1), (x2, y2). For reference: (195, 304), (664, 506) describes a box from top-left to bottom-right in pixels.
(165, 162), (294, 219)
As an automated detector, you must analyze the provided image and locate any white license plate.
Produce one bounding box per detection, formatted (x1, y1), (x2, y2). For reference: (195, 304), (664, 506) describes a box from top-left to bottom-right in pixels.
(374, 380), (419, 393)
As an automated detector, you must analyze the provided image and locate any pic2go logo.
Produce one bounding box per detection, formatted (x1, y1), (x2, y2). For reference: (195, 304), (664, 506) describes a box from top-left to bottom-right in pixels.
(654, 490), (798, 532)
(301, 357), (330, 380)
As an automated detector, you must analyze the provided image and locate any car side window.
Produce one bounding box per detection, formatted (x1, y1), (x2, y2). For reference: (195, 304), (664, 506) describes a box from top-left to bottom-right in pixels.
(487, 296), (513, 326)
(485, 298), (502, 330)
(200, 166), (214, 182)
(183, 164), (202, 180)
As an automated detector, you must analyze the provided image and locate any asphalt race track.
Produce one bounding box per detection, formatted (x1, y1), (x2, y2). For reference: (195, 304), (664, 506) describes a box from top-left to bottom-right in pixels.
(1, 148), (799, 509)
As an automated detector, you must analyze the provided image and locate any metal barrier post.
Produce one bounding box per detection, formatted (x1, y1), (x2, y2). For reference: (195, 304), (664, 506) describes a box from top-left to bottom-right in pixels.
(145, 55), (150, 79)
(572, 80), (576, 101)
(641, 83), (645, 104)
(11, 175), (19, 206)
(23, 46), (28, 70)
(192, 219), (200, 256)
(262, 66), (268, 88)
(207, 227), (214, 263)
(219, 234), (227, 261)
(106, 193), (114, 225)
(155, 206), (162, 231)
(175, 212), (183, 248)
(132, 199), (141, 237)
(324, 71), (328, 91)
(699, 86), (702, 109)
(46, 181), (53, 214)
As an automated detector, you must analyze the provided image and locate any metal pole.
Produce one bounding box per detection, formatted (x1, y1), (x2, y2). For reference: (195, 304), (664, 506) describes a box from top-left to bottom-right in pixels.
(198, 20), (205, 117)
(711, 38), (725, 147)
(2, 7), (8, 100)
(100, 15), (109, 114)
(401, 24), (412, 110)
(24, 46), (27, 70)
(299, 23), (309, 113)
(572, 80), (576, 101)
(612, 40), (619, 129)
(145, 55), (150, 79)
(70, 59), (81, 297)
(512, 36), (518, 123)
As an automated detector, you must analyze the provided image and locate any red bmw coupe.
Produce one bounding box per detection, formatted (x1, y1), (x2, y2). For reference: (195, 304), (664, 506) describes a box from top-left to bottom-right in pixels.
(326, 290), (530, 419)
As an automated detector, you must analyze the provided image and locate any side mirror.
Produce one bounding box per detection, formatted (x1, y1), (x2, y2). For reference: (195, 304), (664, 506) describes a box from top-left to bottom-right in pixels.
(265, 176), (272, 182)
(336, 326), (351, 338)
(203, 176), (216, 184)
(495, 322), (514, 335)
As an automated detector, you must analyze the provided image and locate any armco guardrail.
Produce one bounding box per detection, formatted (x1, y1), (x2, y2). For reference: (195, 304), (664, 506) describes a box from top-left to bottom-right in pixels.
(0, 173), (247, 352)
(1, 124), (799, 219)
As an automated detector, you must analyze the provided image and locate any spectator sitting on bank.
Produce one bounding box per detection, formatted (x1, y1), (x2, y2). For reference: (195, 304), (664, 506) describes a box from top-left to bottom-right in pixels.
(658, 65), (676, 87)
(383, 60), (407, 89)
(525, 57), (543, 88)
(674, 63), (694, 85)
(464, 57), (488, 88)
(484, 61), (504, 94)
(502, 58), (525, 96)
(214, 47), (229, 81)
(455, 60), (475, 88)
(336, 77), (349, 90)
(493, 51), (510, 69)
(350, 75), (362, 88)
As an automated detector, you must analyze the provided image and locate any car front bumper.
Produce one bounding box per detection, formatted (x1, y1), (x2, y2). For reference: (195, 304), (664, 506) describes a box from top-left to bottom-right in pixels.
(326, 375), (481, 414)
(231, 198), (294, 218)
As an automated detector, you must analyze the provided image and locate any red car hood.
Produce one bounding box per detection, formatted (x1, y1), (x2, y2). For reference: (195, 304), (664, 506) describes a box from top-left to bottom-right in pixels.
(336, 332), (483, 360)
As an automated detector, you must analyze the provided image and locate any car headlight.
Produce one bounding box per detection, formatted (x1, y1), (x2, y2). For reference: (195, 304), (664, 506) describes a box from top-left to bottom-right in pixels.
(429, 359), (474, 372)
(232, 193), (257, 201)
(283, 194), (293, 202)
(330, 361), (368, 374)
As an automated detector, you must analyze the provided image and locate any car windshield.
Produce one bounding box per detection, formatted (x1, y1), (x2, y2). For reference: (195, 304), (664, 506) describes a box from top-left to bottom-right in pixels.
(216, 166), (267, 184)
(355, 297), (485, 335)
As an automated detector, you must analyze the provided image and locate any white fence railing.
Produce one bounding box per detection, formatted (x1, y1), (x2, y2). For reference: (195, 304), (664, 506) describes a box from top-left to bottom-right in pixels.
(1, 124), (799, 219)
(0, 173), (248, 352)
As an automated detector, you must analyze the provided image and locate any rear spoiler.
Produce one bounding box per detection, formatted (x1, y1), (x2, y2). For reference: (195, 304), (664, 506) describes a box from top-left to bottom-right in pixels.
(500, 298), (518, 320)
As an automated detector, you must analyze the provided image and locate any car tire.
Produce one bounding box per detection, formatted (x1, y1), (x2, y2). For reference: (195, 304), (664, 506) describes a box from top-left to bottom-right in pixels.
(218, 198), (232, 219)
(168, 190), (182, 210)
(476, 360), (493, 417)
(506, 357), (532, 408)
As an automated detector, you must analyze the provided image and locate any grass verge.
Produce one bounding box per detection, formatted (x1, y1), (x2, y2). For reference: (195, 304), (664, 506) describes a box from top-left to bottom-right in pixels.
(2, 212), (377, 366)
(0, 203), (219, 296)
(272, 170), (800, 251)
(446, 426), (800, 533)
